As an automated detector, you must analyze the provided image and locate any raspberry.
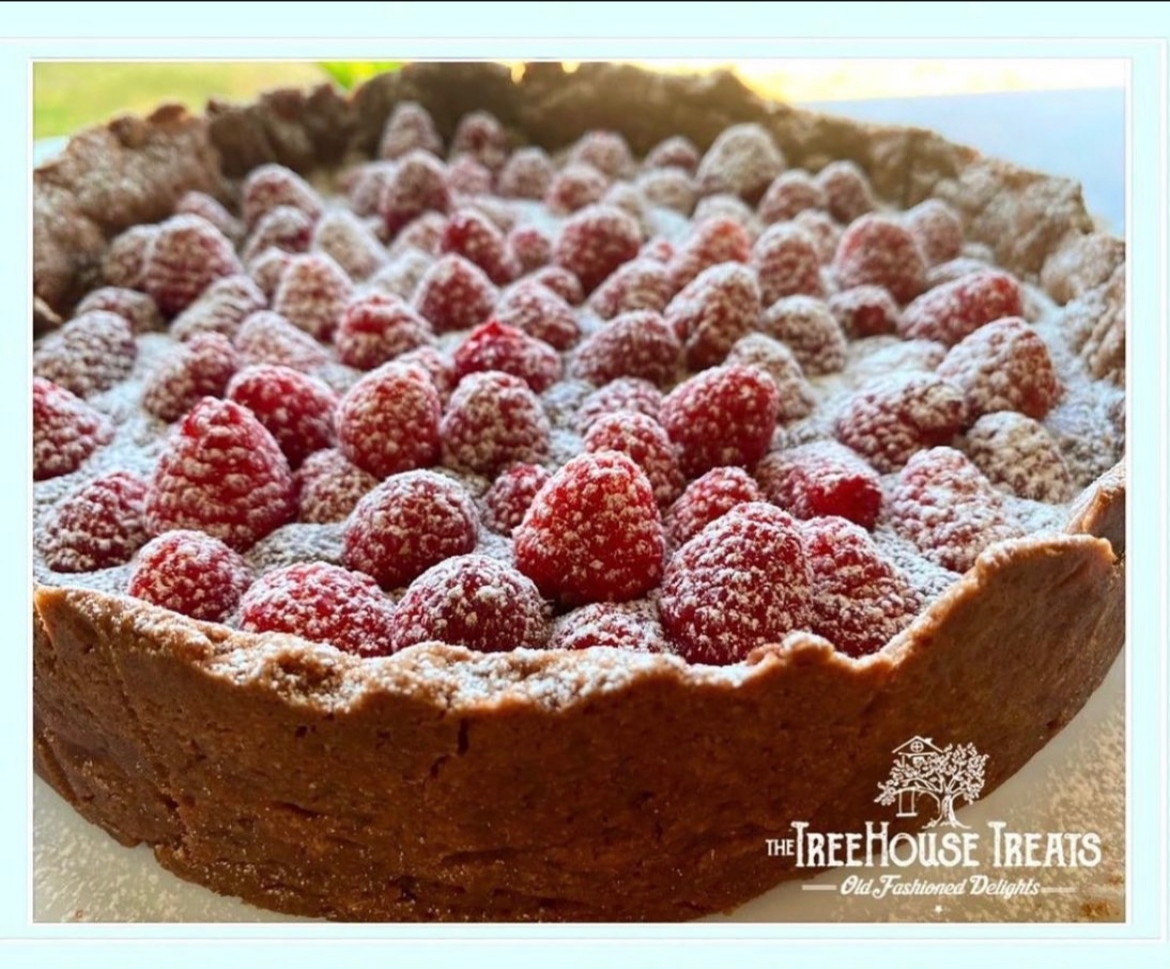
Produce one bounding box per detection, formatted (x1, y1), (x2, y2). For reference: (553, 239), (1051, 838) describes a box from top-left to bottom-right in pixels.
(667, 216), (752, 292)
(247, 248), (295, 300)
(666, 262), (762, 370)
(346, 162), (397, 218)
(390, 211), (447, 257)
(553, 203), (642, 293)
(440, 370), (551, 478)
(660, 365), (780, 477)
(32, 378), (113, 481)
(528, 264), (584, 306)
(498, 147), (555, 199)
(226, 364), (338, 469)
(568, 130), (635, 179)
(815, 160), (876, 224)
(40, 471), (149, 573)
(696, 123), (784, 203)
(445, 154), (494, 197)
(34, 311), (136, 399)
(640, 236), (675, 263)
(693, 193), (762, 239)
(545, 162), (609, 215)
(378, 101), (443, 160)
(481, 462), (551, 534)
(755, 440), (882, 529)
(724, 334), (816, 422)
(793, 209), (841, 264)
(643, 135), (700, 173)
(380, 150), (452, 236)
(335, 292), (433, 370)
(242, 164), (322, 229)
(577, 377), (664, 431)
(757, 170), (827, 224)
(936, 317), (1062, 420)
(453, 320), (561, 393)
(174, 190), (243, 243)
(751, 222), (824, 305)
(494, 280), (579, 350)
(311, 209), (387, 282)
(834, 372), (968, 474)
(463, 196), (517, 234)
(601, 182), (650, 228)
(963, 411), (1073, 503)
(294, 448), (379, 524)
(241, 205), (314, 265)
(664, 466), (763, 548)
(391, 555), (550, 653)
(584, 410), (684, 508)
(450, 110), (508, 172)
(239, 562), (396, 657)
(440, 208), (519, 285)
(635, 167), (697, 215)
(589, 258), (674, 321)
(234, 310), (330, 373)
(571, 310), (681, 388)
(828, 284), (901, 338)
(925, 257), (989, 289)
(337, 362), (441, 479)
(548, 602), (668, 653)
(760, 295), (847, 376)
(344, 470), (479, 589)
(899, 269), (1024, 346)
(144, 398), (296, 551)
(888, 447), (1024, 573)
(505, 224), (552, 273)
(171, 274), (267, 342)
(367, 247), (433, 301)
(412, 253), (499, 333)
(659, 503), (811, 665)
(271, 252), (353, 342)
(142, 215), (243, 317)
(396, 346), (456, 403)
(102, 224), (158, 289)
(142, 333), (239, 423)
(76, 287), (163, 335)
(801, 516), (918, 657)
(128, 529), (252, 622)
(514, 451), (665, 605)
(904, 198), (963, 266)
(833, 214), (926, 305)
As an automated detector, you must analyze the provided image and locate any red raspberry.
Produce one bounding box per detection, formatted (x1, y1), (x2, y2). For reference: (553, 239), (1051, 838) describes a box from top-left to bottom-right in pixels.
(171, 274), (267, 343)
(76, 287), (162, 335)
(899, 269), (1024, 346)
(925, 257), (990, 289)
(640, 236), (675, 263)
(584, 410), (684, 508)
(34, 311), (136, 399)
(660, 503), (811, 665)
(757, 170), (827, 223)
(344, 470), (479, 588)
(337, 362), (441, 479)
(234, 310), (329, 373)
(793, 209), (841, 264)
(239, 562), (396, 656)
(142, 333), (239, 423)
(412, 253), (499, 333)
(295, 448), (379, 524)
(440, 208), (519, 285)
(174, 190), (243, 244)
(128, 529), (252, 622)
(248, 247), (295, 300)
(144, 398), (296, 551)
(755, 440), (882, 529)
(380, 150), (452, 236)
(751, 223), (824, 304)
(963, 411), (1073, 503)
(828, 284), (901, 338)
(724, 334), (815, 422)
(378, 101), (443, 160)
(568, 130), (635, 179)
(271, 252), (353, 342)
(335, 292), (433, 370)
(667, 216), (752, 292)
(241, 164), (322, 229)
(481, 462), (551, 534)
(664, 466), (763, 548)
(696, 123), (784, 203)
(389, 211), (447, 257)
(833, 214), (926, 305)
(142, 215), (243, 317)
(571, 309), (681, 388)
(635, 167), (697, 215)
(589, 258), (673, 320)
(937, 317), (1062, 420)
(553, 203), (642, 294)
(548, 602), (668, 653)
(815, 160), (876, 224)
(514, 450), (665, 605)
(453, 320), (561, 393)
(498, 147), (555, 199)
(801, 516), (919, 657)
(643, 135), (700, 173)
(666, 262), (762, 370)
(451, 110), (508, 172)
(32, 378), (113, 481)
(241, 205), (314, 264)
(577, 378), (664, 432)
(102, 224), (157, 289)
(445, 154), (493, 197)
(395, 346), (456, 403)
(494, 280), (579, 350)
(367, 247), (433, 301)
(390, 555), (550, 653)
(601, 182), (650, 227)
(660, 364), (780, 478)
(761, 295), (847, 376)
(545, 162), (609, 215)
(346, 162), (396, 218)
(904, 198), (963, 265)
(505, 224), (552, 273)
(40, 471), (148, 573)
(693, 194), (763, 244)
(888, 447), (1024, 573)
(311, 209), (387, 282)
(226, 364), (338, 469)
(834, 372), (968, 474)
(528, 264), (584, 306)
(440, 370), (551, 477)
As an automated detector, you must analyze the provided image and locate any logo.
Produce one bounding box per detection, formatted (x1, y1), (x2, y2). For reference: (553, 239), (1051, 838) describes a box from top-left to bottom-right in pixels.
(874, 736), (988, 829)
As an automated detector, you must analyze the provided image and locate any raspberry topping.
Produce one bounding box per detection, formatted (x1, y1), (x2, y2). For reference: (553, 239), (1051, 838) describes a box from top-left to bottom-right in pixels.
(545, 162), (609, 215)
(815, 160), (876, 224)
(128, 529), (252, 622)
(498, 147), (555, 199)
(272, 252), (353, 342)
(751, 222), (824, 304)
(793, 209), (842, 264)
(453, 320), (561, 393)
(724, 334), (815, 422)
(380, 150), (452, 236)
(553, 203), (642, 294)
(568, 130), (635, 179)
(833, 214), (927, 305)
(241, 164), (323, 229)
(904, 198), (964, 265)
(239, 562), (396, 657)
(440, 370), (551, 478)
(588, 258), (673, 321)
(494, 280), (580, 350)
(548, 602), (669, 653)
(142, 214), (243, 317)
(34, 311), (136, 399)
(367, 247), (433, 301)
(241, 205), (314, 265)
(247, 248), (296, 300)
(636, 167), (697, 216)
(481, 462), (552, 534)
(378, 101), (443, 160)
(41, 471), (149, 573)
(577, 377), (664, 431)
(693, 194), (762, 241)
(667, 216), (752, 292)
(391, 211), (447, 257)
(412, 253), (499, 333)
(102, 224), (157, 290)
(337, 362), (441, 479)
(963, 411), (1074, 503)
(295, 448), (380, 524)
(76, 287), (162, 335)
(505, 224), (553, 274)
(311, 209), (387, 282)
(666, 262), (762, 370)
(32, 377), (113, 481)
(664, 466), (763, 548)
(514, 451), (666, 606)
(755, 440), (882, 529)
(528, 264), (584, 306)
(226, 365), (338, 469)
(171, 274), (267, 343)
(234, 310), (330, 373)
(828, 284), (902, 338)
(760, 295), (847, 376)
(142, 332), (239, 423)
(335, 292), (433, 371)
(757, 170), (828, 223)
(584, 410), (684, 508)
(643, 135), (700, 173)
(695, 123), (784, 203)
(174, 190), (243, 243)
(445, 154), (494, 197)
(899, 269), (1023, 346)
(451, 110), (508, 172)
(441, 208), (520, 285)
(395, 345), (456, 403)
(571, 310), (682, 388)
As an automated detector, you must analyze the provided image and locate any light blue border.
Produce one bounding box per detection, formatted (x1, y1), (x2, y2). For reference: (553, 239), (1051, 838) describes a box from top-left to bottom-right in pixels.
(5, 5), (1167, 968)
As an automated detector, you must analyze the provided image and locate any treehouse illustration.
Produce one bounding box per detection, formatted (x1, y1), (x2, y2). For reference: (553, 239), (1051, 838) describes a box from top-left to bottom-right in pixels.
(876, 736), (989, 828)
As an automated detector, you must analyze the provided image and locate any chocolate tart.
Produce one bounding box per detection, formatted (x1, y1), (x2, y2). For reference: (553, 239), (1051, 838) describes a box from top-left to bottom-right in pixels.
(33, 62), (1126, 922)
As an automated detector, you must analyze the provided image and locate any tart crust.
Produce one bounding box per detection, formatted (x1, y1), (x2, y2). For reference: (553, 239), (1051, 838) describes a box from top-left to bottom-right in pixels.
(32, 62), (1127, 921)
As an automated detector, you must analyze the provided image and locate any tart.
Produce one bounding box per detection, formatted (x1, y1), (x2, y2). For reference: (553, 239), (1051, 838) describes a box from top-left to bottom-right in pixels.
(32, 62), (1126, 922)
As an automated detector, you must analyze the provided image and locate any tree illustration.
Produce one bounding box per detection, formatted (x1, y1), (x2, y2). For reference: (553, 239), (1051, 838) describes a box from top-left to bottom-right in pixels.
(875, 743), (988, 828)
